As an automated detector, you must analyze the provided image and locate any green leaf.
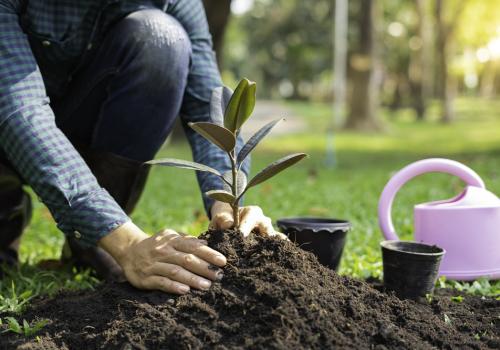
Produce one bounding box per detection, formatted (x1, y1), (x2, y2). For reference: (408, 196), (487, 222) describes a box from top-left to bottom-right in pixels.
(235, 81), (256, 131)
(210, 86), (233, 125)
(205, 190), (236, 204)
(188, 122), (236, 152)
(246, 153), (307, 190)
(222, 171), (247, 197)
(237, 118), (283, 165)
(224, 79), (248, 132)
(5, 317), (21, 334)
(146, 158), (221, 177)
(224, 78), (256, 133)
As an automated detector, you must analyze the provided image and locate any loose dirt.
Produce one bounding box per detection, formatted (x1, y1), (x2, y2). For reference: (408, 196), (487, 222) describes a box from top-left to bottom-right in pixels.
(1, 230), (498, 349)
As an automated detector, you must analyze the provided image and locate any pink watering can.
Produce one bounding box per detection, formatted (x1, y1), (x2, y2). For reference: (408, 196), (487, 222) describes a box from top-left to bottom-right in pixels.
(378, 158), (500, 281)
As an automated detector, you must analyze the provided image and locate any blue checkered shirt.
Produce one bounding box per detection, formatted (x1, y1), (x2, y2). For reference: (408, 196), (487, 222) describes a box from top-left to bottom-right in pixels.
(0, 0), (249, 247)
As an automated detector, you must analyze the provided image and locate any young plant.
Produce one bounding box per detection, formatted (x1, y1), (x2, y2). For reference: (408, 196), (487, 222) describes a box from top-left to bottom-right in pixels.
(1, 317), (48, 337)
(147, 78), (307, 229)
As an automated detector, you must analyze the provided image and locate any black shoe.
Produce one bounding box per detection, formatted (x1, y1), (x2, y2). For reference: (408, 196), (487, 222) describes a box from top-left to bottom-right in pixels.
(64, 237), (126, 282)
(0, 249), (18, 278)
(0, 163), (32, 276)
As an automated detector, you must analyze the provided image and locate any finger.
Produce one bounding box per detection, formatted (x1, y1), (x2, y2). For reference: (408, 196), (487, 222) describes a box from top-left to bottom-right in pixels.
(141, 275), (190, 295)
(211, 212), (234, 230)
(150, 262), (213, 291)
(169, 251), (224, 281)
(238, 206), (263, 237)
(256, 216), (275, 236)
(156, 228), (179, 239)
(269, 231), (290, 241)
(172, 237), (227, 267)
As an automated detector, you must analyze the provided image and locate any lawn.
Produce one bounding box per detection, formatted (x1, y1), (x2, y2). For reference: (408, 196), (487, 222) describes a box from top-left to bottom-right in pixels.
(1, 97), (499, 314)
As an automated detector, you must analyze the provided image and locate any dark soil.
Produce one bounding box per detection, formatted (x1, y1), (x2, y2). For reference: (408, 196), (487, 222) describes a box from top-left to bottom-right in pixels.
(1, 230), (499, 349)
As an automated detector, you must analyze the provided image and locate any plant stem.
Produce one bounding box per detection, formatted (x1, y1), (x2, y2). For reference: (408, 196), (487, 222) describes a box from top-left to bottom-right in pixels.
(230, 151), (240, 228)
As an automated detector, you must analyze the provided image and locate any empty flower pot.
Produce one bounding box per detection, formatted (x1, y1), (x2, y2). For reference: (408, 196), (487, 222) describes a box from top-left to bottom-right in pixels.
(276, 217), (351, 271)
(381, 240), (446, 299)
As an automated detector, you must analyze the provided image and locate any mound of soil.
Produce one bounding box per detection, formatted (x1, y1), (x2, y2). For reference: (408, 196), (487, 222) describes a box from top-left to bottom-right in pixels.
(1, 230), (499, 349)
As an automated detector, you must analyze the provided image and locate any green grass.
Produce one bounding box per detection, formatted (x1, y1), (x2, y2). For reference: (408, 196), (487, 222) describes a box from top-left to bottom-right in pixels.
(1, 97), (499, 315)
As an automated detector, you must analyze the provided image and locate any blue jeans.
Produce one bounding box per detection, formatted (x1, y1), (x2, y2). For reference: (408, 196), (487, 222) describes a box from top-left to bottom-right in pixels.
(51, 9), (192, 162)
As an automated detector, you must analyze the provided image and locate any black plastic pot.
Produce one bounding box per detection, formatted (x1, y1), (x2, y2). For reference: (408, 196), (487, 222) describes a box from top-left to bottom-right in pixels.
(276, 217), (351, 271)
(380, 240), (446, 299)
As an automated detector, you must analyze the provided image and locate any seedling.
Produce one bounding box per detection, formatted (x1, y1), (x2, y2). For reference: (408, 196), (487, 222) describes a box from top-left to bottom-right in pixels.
(1, 317), (48, 337)
(147, 78), (307, 229)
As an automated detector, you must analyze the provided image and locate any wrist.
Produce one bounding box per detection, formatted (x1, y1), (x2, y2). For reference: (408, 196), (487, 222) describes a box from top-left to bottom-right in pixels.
(98, 221), (149, 265)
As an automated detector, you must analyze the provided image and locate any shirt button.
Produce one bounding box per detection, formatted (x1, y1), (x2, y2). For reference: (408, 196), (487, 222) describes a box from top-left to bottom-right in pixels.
(74, 231), (82, 239)
(41, 40), (51, 47)
(87, 43), (93, 50)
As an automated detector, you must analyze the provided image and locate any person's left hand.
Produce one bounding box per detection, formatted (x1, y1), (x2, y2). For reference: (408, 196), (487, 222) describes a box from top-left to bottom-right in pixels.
(210, 201), (288, 239)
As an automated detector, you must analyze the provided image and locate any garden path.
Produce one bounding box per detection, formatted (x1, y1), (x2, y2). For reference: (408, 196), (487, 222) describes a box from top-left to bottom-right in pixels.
(241, 100), (305, 139)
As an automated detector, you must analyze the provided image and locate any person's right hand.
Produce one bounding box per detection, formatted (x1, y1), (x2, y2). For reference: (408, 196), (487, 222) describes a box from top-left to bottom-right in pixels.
(99, 222), (226, 294)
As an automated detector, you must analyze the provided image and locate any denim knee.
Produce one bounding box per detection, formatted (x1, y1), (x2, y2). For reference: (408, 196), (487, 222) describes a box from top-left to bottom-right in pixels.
(112, 9), (192, 90)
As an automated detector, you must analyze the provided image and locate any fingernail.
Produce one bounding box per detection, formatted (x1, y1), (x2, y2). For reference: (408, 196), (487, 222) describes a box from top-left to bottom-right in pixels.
(215, 270), (224, 281)
(208, 264), (219, 271)
(215, 255), (226, 265)
(199, 279), (212, 290)
(178, 285), (190, 294)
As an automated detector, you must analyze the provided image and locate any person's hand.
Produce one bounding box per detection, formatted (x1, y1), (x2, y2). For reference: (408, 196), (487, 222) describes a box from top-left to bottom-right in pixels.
(99, 222), (226, 294)
(210, 201), (288, 239)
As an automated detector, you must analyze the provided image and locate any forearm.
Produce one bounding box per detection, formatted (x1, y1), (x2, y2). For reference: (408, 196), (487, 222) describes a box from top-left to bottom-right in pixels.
(0, 108), (129, 246)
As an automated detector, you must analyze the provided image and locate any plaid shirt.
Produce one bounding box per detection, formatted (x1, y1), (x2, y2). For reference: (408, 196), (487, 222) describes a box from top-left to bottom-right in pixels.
(0, 0), (249, 247)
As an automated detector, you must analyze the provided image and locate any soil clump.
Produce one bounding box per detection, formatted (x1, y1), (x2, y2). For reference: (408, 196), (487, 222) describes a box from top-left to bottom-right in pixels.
(1, 230), (499, 349)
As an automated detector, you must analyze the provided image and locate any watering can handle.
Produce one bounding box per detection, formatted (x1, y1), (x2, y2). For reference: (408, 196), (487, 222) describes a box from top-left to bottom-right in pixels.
(378, 158), (485, 240)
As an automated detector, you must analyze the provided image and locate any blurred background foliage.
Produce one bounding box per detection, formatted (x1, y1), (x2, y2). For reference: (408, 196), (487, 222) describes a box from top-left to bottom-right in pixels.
(203, 0), (500, 128)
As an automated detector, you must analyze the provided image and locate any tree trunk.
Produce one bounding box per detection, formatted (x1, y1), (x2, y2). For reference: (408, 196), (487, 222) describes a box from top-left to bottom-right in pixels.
(345, 0), (381, 130)
(202, 0), (232, 69)
(410, 0), (427, 121)
(435, 0), (454, 123)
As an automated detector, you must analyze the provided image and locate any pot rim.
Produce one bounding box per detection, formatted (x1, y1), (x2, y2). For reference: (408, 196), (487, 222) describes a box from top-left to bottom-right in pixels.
(276, 217), (351, 233)
(380, 240), (446, 257)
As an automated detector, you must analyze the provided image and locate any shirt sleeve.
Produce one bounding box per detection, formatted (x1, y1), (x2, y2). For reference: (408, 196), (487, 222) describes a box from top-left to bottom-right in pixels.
(169, 0), (251, 215)
(0, 1), (129, 247)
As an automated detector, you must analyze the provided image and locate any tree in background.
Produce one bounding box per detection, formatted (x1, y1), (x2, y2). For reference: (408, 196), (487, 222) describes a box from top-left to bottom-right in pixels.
(226, 0), (333, 99)
(214, 0), (500, 130)
(410, 0), (431, 120)
(345, 0), (381, 130)
(435, 0), (465, 123)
